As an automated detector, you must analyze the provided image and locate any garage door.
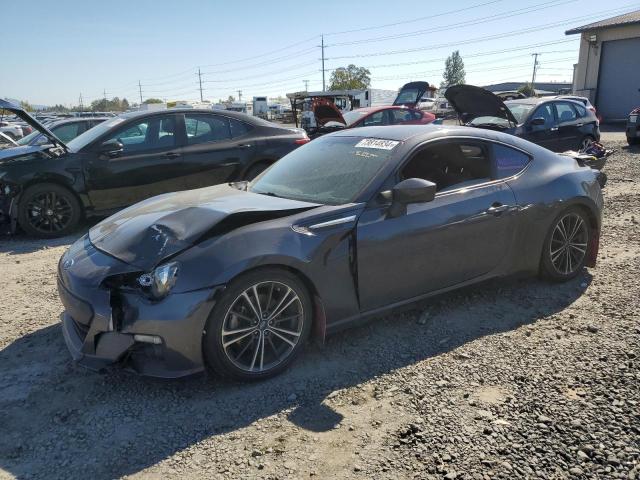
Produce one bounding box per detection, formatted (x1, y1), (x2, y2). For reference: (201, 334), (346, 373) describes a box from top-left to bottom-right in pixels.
(596, 37), (640, 121)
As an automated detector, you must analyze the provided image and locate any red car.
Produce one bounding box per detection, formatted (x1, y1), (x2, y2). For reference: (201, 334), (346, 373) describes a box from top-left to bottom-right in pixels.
(299, 82), (436, 137)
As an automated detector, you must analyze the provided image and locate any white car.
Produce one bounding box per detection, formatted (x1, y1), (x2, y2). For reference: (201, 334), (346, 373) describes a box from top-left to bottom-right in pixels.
(417, 97), (436, 111)
(0, 121), (23, 140)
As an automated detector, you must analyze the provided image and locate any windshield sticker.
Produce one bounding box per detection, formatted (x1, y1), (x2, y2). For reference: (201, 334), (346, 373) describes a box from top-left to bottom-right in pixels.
(355, 138), (400, 150)
(354, 150), (379, 158)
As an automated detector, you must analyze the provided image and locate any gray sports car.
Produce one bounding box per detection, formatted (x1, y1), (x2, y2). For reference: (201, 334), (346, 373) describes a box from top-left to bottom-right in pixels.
(58, 125), (605, 380)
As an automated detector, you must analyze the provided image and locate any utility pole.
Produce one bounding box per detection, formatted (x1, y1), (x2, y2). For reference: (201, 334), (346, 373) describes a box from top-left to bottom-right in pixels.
(78, 93), (83, 112)
(138, 80), (143, 104)
(197, 68), (204, 102)
(237, 90), (242, 101)
(103, 88), (107, 109)
(531, 53), (540, 90)
(321, 34), (326, 92)
(303, 80), (309, 91)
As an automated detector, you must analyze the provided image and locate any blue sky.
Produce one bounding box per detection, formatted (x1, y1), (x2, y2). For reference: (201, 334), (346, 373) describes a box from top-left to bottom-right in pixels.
(2, 0), (637, 106)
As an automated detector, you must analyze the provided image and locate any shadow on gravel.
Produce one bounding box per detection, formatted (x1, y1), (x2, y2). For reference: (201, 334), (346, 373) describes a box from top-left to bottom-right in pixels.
(0, 272), (591, 479)
(0, 218), (101, 255)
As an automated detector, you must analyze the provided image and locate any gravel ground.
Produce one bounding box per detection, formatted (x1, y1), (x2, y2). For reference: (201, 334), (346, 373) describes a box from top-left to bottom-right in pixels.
(0, 134), (638, 480)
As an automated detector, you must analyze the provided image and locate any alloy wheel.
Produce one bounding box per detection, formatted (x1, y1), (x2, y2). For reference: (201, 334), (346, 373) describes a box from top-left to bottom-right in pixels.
(580, 137), (594, 150)
(221, 281), (304, 373)
(26, 191), (74, 234)
(549, 213), (588, 275)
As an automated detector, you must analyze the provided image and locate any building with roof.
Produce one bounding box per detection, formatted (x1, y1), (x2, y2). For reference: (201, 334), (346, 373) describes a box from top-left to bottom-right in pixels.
(482, 82), (572, 95)
(566, 9), (640, 121)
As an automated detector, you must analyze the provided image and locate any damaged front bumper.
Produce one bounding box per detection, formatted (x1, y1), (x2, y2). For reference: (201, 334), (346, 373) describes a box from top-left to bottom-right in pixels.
(58, 237), (223, 378)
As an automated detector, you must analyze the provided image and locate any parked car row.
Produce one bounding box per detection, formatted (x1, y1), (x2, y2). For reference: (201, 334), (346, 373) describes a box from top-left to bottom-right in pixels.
(0, 99), (309, 237)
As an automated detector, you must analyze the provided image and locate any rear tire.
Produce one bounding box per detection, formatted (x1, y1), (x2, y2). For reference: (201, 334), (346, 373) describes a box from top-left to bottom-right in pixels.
(18, 183), (82, 238)
(540, 207), (591, 282)
(627, 136), (639, 146)
(203, 268), (312, 381)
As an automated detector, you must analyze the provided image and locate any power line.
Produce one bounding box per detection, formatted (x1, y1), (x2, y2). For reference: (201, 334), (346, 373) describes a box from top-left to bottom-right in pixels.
(324, 0), (504, 36)
(326, 0), (577, 47)
(326, 4), (638, 60)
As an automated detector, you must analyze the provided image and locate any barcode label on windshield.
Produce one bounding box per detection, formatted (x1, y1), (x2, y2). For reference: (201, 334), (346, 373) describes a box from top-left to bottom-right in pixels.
(355, 138), (399, 150)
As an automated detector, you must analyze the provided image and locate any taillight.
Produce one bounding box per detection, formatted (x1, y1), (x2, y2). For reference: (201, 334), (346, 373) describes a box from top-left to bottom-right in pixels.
(294, 137), (310, 145)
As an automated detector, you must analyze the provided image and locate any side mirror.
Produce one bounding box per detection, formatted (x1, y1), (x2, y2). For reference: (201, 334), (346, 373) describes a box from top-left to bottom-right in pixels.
(387, 178), (436, 217)
(99, 139), (124, 156)
(530, 117), (546, 126)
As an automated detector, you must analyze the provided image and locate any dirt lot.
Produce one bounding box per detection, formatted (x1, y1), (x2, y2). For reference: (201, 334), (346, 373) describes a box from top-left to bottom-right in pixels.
(0, 134), (638, 480)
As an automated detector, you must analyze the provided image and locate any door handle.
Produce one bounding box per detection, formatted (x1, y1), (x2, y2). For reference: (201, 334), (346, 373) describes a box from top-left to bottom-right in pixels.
(486, 203), (509, 215)
(164, 152), (181, 158)
(576, 123), (584, 127)
(550, 127), (559, 131)
(238, 144), (252, 148)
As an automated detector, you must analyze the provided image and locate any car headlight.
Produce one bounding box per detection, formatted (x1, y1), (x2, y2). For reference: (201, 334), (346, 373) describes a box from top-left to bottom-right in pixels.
(138, 262), (179, 299)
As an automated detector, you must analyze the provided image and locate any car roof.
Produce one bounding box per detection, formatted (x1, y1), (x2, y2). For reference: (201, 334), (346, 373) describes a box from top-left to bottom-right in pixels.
(353, 105), (411, 114)
(48, 117), (109, 126)
(118, 108), (275, 127)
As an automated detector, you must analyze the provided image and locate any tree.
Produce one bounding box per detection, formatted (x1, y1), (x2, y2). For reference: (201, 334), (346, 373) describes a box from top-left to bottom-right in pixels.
(441, 50), (466, 88)
(20, 100), (34, 111)
(329, 64), (371, 90)
(226, 95), (236, 103)
(143, 98), (163, 104)
(517, 83), (536, 97)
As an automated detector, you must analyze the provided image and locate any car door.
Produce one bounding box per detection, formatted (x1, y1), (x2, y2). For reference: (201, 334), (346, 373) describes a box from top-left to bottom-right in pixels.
(521, 103), (560, 151)
(84, 113), (185, 210)
(554, 101), (582, 151)
(178, 113), (255, 188)
(356, 139), (517, 311)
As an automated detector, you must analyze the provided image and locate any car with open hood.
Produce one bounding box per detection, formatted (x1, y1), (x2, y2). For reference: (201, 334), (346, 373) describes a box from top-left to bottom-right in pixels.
(445, 85), (601, 153)
(58, 124), (604, 381)
(0, 100), (308, 237)
(294, 82), (435, 137)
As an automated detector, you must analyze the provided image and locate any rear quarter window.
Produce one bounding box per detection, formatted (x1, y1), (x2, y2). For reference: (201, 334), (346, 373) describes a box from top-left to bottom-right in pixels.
(493, 144), (531, 179)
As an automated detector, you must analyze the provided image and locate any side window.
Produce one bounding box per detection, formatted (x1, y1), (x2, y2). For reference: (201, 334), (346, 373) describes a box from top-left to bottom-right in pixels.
(185, 114), (231, 145)
(103, 115), (175, 153)
(390, 109), (412, 124)
(52, 123), (81, 143)
(555, 102), (577, 123)
(574, 104), (587, 118)
(229, 118), (253, 137)
(363, 111), (385, 126)
(493, 144), (531, 179)
(531, 104), (554, 128)
(401, 141), (491, 192)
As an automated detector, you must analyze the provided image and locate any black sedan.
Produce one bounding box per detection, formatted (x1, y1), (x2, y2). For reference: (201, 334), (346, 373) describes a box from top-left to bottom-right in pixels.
(58, 125), (604, 381)
(0, 100), (309, 237)
(445, 85), (601, 152)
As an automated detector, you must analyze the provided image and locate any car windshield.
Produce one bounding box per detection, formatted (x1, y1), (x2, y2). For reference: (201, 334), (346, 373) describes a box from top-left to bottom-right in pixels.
(395, 88), (421, 104)
(17, 130), (41, 145)
(67, 117), (125, 151)
(342, 110), (367, 126)
(249, 136), (397, 205)
(506, 103), (536, 124)
(468, 116), (511, 127)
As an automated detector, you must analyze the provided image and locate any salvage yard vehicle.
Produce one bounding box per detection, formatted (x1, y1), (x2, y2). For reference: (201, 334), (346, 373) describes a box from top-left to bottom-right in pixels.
(291, 82), (435, 137)
(0, 131), (18, 149)
(58, 124), (604, 380)
(0, 100), (309, 237)
(626, 107), (639, 145)
(17, 117), (109, 146)
(0, 119), (23, 140)
(445, 85), (601, 153)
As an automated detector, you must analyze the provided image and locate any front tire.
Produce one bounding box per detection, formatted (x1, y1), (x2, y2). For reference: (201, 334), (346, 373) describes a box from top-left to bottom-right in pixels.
(540, 208), (591, 281)
(627, 136), (639, 146)
(579, 135), (595, 151)
(203, 268), (312, 381)
(18, 183), (82, 238)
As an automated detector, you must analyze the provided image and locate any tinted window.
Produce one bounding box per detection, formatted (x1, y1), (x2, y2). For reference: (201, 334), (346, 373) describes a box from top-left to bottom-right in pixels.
(363, 111), (386, 126)
(493, 144), (530, 179)
(103, 115), (176, 153)
(230, 118), (252, 137)
(531, 104), (554, 128)
(574, 104), (587, 118)
(506, 103), (535, 124)
(555, 102), (577, 123)
(51, 123), (82, 143)
(185, 114), (231, 145)
(402, 141), (490, 192)
(250, 136), (395, 205)
(390, 109), (414, 124)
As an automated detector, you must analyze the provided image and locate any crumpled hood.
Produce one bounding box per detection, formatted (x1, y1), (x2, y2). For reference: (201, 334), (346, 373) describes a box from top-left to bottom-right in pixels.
(0, 144), (54, 162)
(89, 183), (320, 270)
(312, 98), (346, 126)
(444, 84), (518, 126)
